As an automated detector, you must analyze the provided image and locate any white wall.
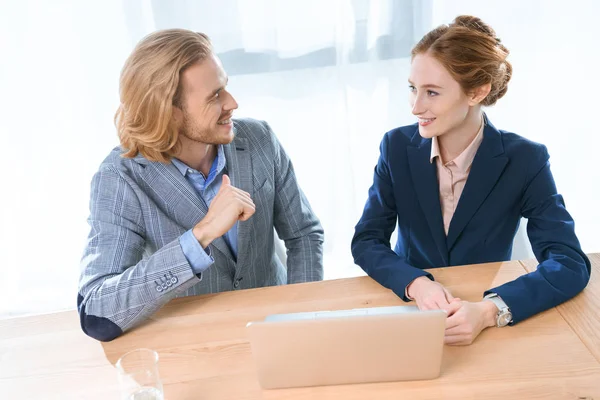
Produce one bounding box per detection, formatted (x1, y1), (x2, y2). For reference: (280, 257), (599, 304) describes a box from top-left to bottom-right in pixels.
(0, 2), (128, 316)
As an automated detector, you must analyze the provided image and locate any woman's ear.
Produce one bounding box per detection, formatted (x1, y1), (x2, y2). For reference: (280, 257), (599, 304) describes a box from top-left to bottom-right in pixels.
(468, 83), (492, 106)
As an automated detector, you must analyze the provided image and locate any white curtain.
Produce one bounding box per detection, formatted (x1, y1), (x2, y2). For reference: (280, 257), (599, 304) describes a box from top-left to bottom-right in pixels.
(1, 0), (598, 317)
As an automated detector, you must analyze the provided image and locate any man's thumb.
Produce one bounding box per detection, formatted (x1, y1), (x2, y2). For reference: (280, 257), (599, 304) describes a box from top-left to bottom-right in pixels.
(222, 174), (231, 186)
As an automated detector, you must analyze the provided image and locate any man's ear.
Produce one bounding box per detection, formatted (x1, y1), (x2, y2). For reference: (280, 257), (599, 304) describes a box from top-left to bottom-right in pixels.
(468, 83), (492, 106)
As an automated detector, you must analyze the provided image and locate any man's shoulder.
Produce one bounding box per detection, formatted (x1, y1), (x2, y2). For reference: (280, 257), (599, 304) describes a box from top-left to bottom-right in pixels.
(232, 118), (279, 158)
(96, 146), (148, 178)
(233, 117), (272, 140)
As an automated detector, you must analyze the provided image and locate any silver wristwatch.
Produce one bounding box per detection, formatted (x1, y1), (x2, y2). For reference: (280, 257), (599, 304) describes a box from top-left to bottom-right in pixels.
(484, 293), (513, 327)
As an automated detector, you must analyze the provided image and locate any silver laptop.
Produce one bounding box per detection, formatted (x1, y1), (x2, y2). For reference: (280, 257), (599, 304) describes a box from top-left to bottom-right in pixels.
(247, 306), (446, 389)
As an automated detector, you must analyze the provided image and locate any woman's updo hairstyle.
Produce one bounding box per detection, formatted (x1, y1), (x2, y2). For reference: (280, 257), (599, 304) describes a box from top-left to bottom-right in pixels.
(412, 15), (512, 106)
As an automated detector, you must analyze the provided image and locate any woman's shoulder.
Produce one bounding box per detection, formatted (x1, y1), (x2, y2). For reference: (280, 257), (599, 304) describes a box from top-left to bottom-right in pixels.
(384, 123), (422, 146)
(498, 128), (549, 160)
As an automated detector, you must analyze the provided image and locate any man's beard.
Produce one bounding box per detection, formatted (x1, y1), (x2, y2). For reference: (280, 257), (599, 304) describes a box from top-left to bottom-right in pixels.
(180, 110), (232, 145)
(180, 110), (211, 143)
(180, 127), (207, 143)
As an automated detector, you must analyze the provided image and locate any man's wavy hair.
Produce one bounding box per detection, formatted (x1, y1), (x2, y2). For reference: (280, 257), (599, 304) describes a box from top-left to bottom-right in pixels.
(115, 29), (213, 163)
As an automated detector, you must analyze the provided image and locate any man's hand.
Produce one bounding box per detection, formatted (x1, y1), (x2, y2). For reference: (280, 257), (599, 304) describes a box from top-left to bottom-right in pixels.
(444, 300), (498, 346)
(192, 175), (255, 247)
(407, 276), (459, 311)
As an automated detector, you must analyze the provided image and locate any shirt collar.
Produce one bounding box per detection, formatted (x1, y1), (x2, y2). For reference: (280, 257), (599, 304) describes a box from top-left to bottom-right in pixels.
(171, 145), (226, 177)
(171, 157), (191, 176)
(430, 135), (441, 164)
(430, 116), (485, 173)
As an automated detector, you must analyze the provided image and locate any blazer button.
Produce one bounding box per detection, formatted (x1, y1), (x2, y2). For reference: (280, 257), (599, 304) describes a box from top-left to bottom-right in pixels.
(156, 285), (163, 292)
(171, 276), (178, 284)
(233, 280), (240, 289)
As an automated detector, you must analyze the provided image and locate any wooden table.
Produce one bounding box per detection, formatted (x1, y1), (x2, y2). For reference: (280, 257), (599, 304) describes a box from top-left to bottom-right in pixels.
(1, 257), (599, 399)
(521, 253), (600, 364)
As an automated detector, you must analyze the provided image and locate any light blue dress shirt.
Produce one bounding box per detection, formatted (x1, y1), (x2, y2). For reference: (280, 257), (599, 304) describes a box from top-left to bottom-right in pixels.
(172, 146), (238, 275)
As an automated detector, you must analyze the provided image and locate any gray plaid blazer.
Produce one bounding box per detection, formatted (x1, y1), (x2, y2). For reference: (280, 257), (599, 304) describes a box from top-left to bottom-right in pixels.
(78, 118), (324, 341)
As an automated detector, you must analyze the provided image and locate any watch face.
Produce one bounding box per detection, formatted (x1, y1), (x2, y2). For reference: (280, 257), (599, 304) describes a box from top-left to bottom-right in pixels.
(498, 311), (513, 327)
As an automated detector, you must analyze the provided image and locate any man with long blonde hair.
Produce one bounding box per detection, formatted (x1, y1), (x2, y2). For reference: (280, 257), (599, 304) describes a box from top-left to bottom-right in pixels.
(78, 29), (324, 341)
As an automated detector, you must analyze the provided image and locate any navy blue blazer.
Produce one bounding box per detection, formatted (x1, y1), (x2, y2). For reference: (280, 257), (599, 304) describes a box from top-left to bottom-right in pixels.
(351, 117), (590, 324)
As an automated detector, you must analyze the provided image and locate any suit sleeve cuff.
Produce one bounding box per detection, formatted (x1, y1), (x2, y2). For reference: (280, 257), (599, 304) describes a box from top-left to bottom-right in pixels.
(386, 268), (434, 302)
(484, 288), (515, 325)
(179, 229), (214, 276)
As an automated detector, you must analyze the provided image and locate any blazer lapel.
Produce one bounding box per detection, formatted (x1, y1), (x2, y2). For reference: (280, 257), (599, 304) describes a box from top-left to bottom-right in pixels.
(136, 154), (235, 261)
(407, 138), (449, 266)
(223, 135), (252, 269)
(446, 122), (508, 251)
